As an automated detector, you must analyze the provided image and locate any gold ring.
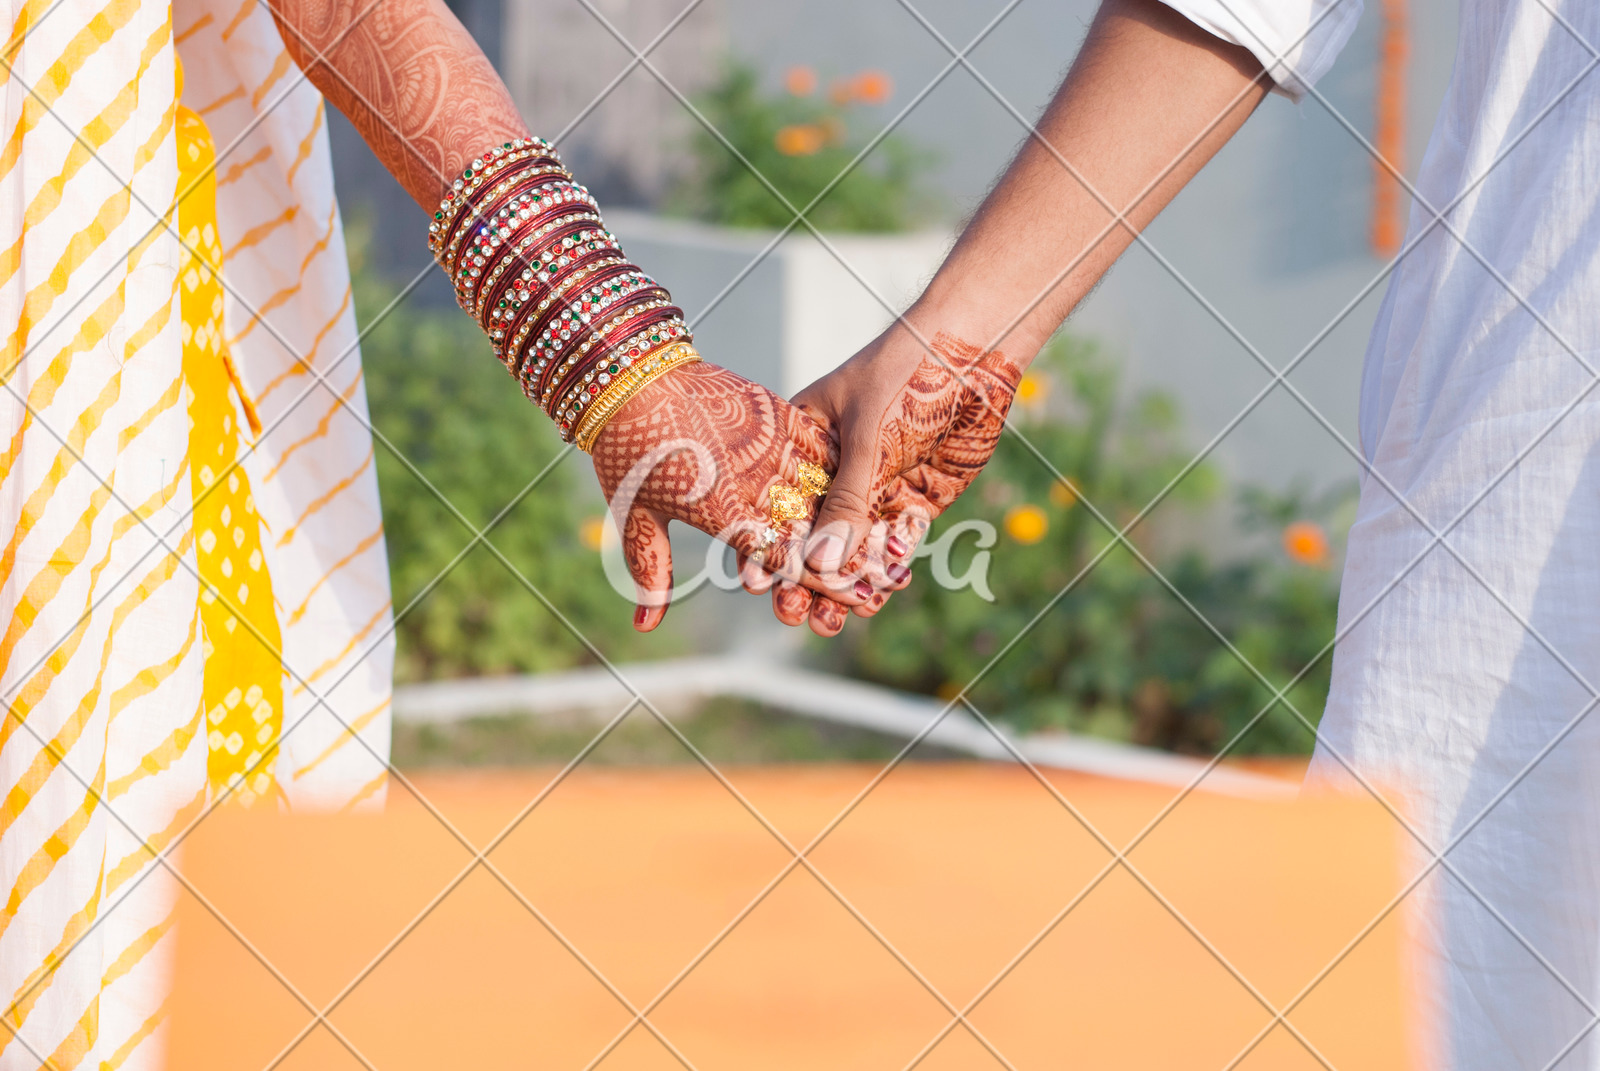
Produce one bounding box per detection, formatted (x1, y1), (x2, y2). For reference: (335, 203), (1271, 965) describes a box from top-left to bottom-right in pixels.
(769, 483), (810, 526)
(756, 463), (833, 553)
(797, 460), (831, 498)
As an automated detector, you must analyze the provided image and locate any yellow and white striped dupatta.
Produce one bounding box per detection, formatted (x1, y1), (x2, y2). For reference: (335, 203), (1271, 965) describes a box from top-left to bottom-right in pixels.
(0, 0), (395, 1065)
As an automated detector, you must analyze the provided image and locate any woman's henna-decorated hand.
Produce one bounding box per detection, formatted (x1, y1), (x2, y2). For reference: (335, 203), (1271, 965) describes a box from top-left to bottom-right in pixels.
(591, 362), (878, 632)
(777, 329), (1023, 636)
(268, 0), (890, 633)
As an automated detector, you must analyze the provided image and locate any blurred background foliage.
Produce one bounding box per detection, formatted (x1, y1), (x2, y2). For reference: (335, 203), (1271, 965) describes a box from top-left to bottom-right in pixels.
(667, 62), (936, 232)
(356, 238), (1345, 754)
(354, 231), (667, 683)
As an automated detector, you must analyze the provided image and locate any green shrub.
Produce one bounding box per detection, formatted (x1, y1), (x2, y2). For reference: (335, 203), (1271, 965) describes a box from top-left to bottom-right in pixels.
(668, 62), (936, 232)
(355, 223), (1344, 755)
(353, 237), (663, 682)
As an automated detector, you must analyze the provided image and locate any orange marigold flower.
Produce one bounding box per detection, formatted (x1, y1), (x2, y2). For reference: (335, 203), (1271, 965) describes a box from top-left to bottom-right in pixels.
(1283, 520), (1330, 566)
(1004, 504), (1049, 545)
(785, 65), (818, 97)
(1049, 481), (1077, 509)
(775, 123), (826, 156)
(580, 515), (607, 551)
(853, 69), (893, 104)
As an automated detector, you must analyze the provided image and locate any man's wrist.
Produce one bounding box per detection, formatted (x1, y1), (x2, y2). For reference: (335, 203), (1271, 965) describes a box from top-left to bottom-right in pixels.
(878, 298), (1048, 374)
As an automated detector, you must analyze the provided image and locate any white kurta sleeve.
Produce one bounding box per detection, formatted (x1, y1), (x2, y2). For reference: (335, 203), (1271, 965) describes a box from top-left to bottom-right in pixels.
(1155, 0), (1364, 100)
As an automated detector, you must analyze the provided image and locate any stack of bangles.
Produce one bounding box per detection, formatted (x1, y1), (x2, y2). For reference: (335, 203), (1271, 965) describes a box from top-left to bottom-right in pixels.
(428, 137), (701, 452)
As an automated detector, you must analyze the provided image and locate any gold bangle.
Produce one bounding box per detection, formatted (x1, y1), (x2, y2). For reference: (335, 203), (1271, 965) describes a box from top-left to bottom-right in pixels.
(574, 343), (702, 452)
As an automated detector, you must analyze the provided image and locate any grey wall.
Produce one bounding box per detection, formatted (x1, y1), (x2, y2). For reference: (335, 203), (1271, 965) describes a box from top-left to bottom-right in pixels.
(607, 211), (788, 390)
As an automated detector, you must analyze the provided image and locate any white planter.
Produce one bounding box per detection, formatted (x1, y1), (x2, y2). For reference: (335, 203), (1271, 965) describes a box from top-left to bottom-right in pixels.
(605, 210), (951, 396)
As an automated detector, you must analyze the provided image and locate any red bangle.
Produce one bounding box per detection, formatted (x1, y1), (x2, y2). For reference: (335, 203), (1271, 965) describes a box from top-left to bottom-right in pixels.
(538, 287), (672, 396)
(495, 252), (628, 375)
(545, 299), (677, 414)
(540, 300), (676, 414)
(535, 284), (672, 404)
(479, 221), (617, 333)
(431, 145), (561, 248)
(549, 317), (692, 437)
(432, 153), (562, 270)
(498, 253), (635, 377)
(430, 139), (695, 436)
(454, 182), (600, 308)
(454, 178), (595, 281)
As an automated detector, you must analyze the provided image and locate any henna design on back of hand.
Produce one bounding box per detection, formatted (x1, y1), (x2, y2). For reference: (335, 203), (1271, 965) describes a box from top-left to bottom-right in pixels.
(856, 331), (1022, 565)
(591, 363), (837, 623)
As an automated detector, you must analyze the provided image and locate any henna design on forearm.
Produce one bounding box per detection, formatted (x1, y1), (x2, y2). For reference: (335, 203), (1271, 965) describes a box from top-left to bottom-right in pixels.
(268, 0), (527, 209)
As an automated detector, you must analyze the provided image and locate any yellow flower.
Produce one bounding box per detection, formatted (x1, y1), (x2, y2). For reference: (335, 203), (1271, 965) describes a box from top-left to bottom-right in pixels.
(1049, 481), (1077, 509)
(775, 124), (826, 156)
(580, 515), (607, 551)
(1004, 503), (1049, 545)
(1016, 371), (1048, 408)
(1283, 520), (1330, 566)
(785, 65), (817, 97)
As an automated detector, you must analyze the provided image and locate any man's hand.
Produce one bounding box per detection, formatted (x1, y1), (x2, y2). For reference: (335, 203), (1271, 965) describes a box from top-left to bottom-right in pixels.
(767, 328), (1023, 637)
(760, 0), (1268, 636)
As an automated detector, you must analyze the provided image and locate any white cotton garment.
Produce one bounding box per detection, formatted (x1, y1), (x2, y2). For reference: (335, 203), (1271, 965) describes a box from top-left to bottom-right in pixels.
(1158, 0), (1363, 99)
(0, 1), (393, 1067)
(1162, 0), (1600, 1066)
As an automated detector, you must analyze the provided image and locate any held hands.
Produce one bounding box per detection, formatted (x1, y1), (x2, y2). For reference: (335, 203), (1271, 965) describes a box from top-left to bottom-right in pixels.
(777, 329), (1024, 636)
(590, 334), (1019, 636)
(590, 361), (862, 631)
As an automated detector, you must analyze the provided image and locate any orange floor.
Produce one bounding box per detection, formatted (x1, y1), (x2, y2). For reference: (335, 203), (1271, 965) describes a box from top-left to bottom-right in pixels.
(168, 764), (1418, 1071)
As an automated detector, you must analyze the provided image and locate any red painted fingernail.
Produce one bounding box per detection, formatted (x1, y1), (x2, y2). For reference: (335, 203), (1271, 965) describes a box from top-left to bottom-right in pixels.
(634, 606), (649, 628)
(854, 580), (873, 600)
(887, 562), (911, 583)
(887, 535), (909, 557)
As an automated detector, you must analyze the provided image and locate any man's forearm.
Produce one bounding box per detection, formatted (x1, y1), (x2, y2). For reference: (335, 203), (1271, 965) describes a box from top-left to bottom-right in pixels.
(269, 0), (528, 210)
(903, 0), (1268, 364)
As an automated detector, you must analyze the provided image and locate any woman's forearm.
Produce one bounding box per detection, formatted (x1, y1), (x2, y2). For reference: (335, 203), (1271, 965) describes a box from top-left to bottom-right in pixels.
(898, 0), (1268, 366)
(268, 0), (528, 210)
